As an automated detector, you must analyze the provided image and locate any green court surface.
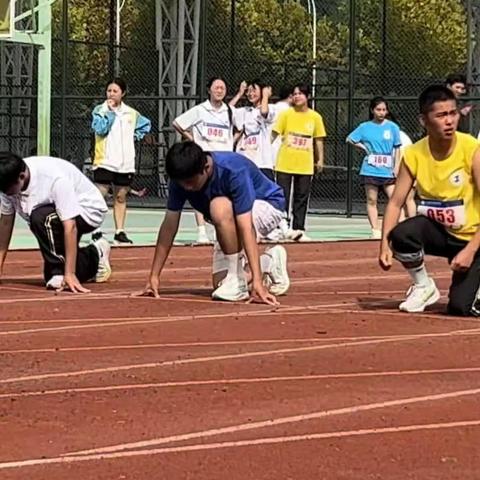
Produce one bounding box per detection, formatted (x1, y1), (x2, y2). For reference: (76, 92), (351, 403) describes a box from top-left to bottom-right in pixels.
(10, 209), (374, 249)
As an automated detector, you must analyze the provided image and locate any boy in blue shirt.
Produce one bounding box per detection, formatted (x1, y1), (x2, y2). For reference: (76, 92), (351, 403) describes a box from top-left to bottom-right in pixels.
(137, 141), (290, 305)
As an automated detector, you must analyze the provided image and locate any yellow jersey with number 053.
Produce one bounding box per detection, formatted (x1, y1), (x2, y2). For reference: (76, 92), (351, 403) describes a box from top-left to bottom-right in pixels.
(403, 132), (480, 241)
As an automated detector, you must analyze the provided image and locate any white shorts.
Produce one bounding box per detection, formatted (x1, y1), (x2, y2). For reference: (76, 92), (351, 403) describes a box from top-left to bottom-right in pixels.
(212, 200), (284, 274)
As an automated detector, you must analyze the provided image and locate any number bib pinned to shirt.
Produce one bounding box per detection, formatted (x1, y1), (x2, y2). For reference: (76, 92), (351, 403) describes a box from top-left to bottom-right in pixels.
(367, 154), (393, 168)
(243, 131), (260, 151)
(287, 133), (313, 151)
(203, 123), (229, 143)
(417, 199), (465, 229)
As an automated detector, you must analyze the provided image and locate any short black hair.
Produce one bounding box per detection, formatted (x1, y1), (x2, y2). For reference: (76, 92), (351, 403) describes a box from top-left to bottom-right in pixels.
(207, 77), (227, 90)
(278, 85), (293, 100)
(419, 85), (456, 114)
(446, 74), (466, 87)
(293, 83), (310, 97)
(165, 142), (208, 180)
(0, 152), (26, 193)
(106, 77), (127, 93)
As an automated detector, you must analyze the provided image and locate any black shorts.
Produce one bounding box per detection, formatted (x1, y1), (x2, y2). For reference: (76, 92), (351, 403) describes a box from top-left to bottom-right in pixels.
(93, 168), (134, 187)
(360, 175), (395, 187)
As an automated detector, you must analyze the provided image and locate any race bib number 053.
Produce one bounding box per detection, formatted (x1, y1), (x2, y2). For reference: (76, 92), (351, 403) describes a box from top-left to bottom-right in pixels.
(417, 199), (465, 229)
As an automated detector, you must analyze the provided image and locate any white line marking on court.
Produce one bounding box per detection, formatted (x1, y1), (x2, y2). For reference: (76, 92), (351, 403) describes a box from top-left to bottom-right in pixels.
(0, 333), (429, 353)
(0, 302), (361, 336)
(1, 419), (479, 470)
(2, 366), (480, 400)
(61, 385), (480, 456)
(1, 326), (480, 385)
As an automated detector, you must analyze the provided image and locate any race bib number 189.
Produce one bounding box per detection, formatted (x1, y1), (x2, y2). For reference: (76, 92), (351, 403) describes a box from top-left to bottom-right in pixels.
(417, 199), (465, 230)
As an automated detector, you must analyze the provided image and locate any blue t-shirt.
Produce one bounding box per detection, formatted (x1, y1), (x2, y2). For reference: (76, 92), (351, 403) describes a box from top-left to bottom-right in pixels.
(167, 152), (285, 218)
(347, 120), (401, 178)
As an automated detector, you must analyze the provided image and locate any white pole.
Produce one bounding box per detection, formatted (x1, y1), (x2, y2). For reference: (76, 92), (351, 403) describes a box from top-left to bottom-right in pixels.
(310, 0), (317, 109)
(115, 0), (122, 75)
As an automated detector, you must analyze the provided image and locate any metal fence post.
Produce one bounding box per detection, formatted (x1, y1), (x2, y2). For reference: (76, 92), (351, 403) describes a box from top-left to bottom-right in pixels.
(346, 0), (356, 217)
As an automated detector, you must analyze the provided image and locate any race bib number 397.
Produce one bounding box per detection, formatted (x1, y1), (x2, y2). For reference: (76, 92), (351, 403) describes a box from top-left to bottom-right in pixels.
(287, 132), (313, 151)
(417, 199), (465, 230)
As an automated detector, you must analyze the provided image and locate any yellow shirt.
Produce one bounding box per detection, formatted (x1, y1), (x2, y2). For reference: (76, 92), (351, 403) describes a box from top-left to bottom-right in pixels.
(273, 108), (326, 175)
(403, 132), (480, 241)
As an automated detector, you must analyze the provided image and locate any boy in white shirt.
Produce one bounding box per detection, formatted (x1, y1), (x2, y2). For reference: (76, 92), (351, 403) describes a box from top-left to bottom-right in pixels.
(0, 152), (111, 293)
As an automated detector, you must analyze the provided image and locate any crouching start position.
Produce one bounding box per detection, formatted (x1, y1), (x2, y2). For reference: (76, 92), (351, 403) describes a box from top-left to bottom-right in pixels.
(0, 152), (111, 292)
(138, 142), (290, 305)
(379, 85), (480, 316)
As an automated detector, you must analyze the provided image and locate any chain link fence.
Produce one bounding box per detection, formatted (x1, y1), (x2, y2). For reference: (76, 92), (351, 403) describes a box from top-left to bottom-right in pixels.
(2, 0), (480, 213)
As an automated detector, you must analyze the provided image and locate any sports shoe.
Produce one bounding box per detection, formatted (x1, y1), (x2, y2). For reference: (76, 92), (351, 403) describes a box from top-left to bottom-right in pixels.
(399, 278), (440, 313)
(265, 245), (290, 296)
(93, 237), (112, 283)
(46, 275), (64, 290)
(298, 232), (312, 242)
(91, 231), (103, 242)
(284, 229), (304, 241)
(371, 229), (382, 239)
(113, 231), (133, 246)
(212, 274), (249, 302)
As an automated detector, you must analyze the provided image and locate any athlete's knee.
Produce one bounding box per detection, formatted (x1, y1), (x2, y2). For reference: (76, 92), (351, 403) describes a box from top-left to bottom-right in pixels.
(366, 195), (377, 207)
(210, 197), (234, 226)
(30, 204), (57, 231)
(447, 296), (475, 317)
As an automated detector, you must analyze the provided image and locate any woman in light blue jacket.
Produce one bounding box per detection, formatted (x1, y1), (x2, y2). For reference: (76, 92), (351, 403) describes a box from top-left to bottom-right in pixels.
(91, 78), (151, 246)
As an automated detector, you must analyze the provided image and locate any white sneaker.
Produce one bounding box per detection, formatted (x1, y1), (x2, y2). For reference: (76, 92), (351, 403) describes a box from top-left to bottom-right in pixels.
(46, 275), (64, 290)
(371, 229), (382, 239)
(284, 229), (304, 241)
(93, 237), (112, 283)
(298, 232), (312, 242)
(265, 246), (290, 296)
(399, 278), (440, 313)
(212, 274), (249, 302)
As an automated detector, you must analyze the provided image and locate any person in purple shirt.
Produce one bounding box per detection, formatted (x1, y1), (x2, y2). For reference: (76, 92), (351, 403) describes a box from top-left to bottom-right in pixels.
(136, 141), (290, 305)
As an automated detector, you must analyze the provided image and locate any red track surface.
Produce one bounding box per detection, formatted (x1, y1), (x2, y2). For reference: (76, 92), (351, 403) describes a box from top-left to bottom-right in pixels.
(0, 241), (479, 479)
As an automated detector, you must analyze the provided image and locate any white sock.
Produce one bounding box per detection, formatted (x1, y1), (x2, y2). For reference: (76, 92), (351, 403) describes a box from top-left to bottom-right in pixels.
(407, 264), (430, 287)
(116, 229), (124, 234)
(260, 253), (273, 274)
(225, 253), (242, 278)
(198, 225), (207, 236)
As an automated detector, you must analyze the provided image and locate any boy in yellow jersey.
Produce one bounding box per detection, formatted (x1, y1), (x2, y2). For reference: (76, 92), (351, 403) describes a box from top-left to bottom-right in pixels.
(379, 85), (480, 315)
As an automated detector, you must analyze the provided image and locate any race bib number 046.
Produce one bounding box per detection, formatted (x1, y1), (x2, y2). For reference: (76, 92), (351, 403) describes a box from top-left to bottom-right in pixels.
(417, 199), (465, 230)
(367, 154), (393, 168)
(203, 123), (229, 143)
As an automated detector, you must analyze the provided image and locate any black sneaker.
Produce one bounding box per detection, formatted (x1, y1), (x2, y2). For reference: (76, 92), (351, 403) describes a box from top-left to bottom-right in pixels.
(92, 231), (103, 242)
(113, 231), (133, 246)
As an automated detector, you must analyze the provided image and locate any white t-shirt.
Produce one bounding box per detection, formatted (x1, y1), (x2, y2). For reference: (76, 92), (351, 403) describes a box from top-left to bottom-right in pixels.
(234, 105), (275, 169)
(271, 102), (292, 164)
(174, 100), (236, 151)
(0, 156), (108, 227)
(399, 130), (412, 151)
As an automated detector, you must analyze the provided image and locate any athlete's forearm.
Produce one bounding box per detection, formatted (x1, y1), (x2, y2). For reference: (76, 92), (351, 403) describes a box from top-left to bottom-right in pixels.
(63, 220), (78, 277)
(150, 215), (179, 278)
(0, 214), (14, 273)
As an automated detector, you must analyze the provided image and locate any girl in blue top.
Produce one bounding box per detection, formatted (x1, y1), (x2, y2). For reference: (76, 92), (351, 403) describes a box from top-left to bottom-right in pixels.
(347, 97), (401, 239)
